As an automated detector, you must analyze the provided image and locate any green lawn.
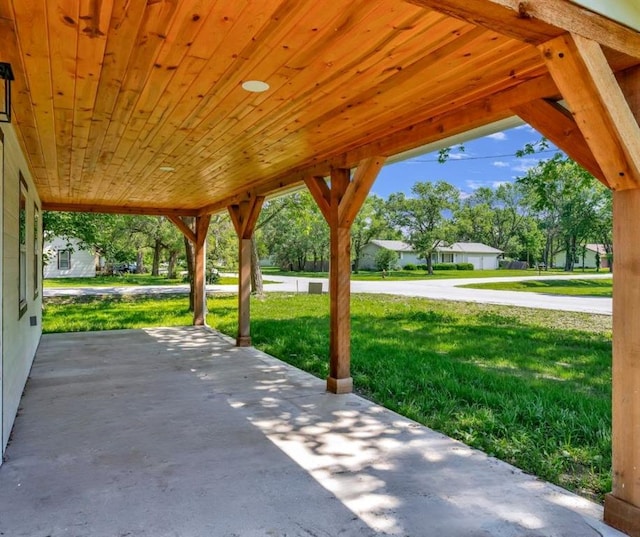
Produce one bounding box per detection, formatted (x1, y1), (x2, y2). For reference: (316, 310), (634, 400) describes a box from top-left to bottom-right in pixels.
(43, 274), (239, 287)
(461, 278), (613, 297)
(262, 266), (599, 281)
(43, 292), (612, 502)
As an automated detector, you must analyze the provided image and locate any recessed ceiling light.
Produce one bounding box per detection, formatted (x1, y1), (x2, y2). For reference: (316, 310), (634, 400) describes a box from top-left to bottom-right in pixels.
(159, 166), (175, 172)
(242, 80), (270, 93)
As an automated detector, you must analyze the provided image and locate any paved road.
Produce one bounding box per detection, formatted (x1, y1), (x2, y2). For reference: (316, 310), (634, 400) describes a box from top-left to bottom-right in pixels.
(44, 272), (612, 315)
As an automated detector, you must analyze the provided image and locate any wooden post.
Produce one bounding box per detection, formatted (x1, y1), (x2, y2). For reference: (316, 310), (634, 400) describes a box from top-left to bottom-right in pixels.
(604, 188), (640, 535)
(328, 169), (352, 394)
(193, 215), (211, 326)
(228, 197), (264, 347)
(539, 35), (640, 535)
(305, 157), (385, 393)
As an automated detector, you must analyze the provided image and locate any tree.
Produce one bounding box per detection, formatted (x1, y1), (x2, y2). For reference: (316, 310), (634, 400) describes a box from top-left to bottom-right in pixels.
(351, 195), (399, 271)
(518, 155), (608, 271)
(375, 248), (398, 271)
(453, 183), (535, 258)
(260, 192), (328, 272)
(387, 181), (459, 274)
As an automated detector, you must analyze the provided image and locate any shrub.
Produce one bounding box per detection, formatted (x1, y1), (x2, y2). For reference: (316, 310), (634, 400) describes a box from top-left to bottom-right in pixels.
(403, 263), (417, 271)
(456, 263), (474, 271)
(376, 249), (399, 271)
(498, 259), (511, 269)
(433, 263), (457, 271)
(418, 264), (429, 271)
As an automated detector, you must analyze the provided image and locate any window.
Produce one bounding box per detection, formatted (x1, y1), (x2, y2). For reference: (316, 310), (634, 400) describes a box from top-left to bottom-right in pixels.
(33, 204), (40, 298)
(19, 174), (27, 317)
(57, 249), (71, 270)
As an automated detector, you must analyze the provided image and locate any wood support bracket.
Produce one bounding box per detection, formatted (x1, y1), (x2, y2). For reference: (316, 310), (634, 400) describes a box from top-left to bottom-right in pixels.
(305, 157), (386, 394)
(228, 197), (265, 240)
(539, 33), (640, 190)
(167, 215), (196, 244)
(512, 99), (606, 186)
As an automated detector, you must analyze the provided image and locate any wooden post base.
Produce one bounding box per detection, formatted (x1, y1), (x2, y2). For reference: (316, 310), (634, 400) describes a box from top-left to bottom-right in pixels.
(236, 335), (251, 347)
(327, 376), (353, 394)
(605, 493), (640, 536)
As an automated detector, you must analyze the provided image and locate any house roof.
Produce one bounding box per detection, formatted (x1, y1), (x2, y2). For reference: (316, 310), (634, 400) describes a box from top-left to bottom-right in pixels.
(1, 1), (638, 215)
(585, 243), (609, 255)
(370, 240), (414, 253)
(446, 242), (503, 254)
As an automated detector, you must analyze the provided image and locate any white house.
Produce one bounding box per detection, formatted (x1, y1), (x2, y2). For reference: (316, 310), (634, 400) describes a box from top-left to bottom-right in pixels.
(437, 242), (503, 269)
(359, 240), (502, 270)
(43, 237), (98, 279)
(1, 125), (42, 460)
(359, 240), (421, 269)
(553, 243), (611, 270)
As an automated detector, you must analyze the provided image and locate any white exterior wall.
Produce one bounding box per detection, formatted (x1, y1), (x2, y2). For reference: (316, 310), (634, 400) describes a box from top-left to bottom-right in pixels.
(1, 125), (42, 460)
(43, 237), (96, 278)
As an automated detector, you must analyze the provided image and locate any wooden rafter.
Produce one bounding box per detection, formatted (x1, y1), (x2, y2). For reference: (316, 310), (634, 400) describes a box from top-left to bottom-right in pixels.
(540, 33), (640, 191)
(167, 215), (196, 244)
(512, 99), (606, 185)
(42, 202), (199, 217)
(405, 0), (640, 57)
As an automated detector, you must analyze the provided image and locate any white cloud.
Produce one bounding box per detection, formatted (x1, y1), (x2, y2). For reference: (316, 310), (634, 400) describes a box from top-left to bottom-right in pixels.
(487, 132), (507, 141)
(515, 125), (537, 134)
(448, 151), (468, 160)
(492, 181), (510, 188)
(493, 161), (509, 168)
(459, 190), (472, 199)
(511, 158), (539, 173)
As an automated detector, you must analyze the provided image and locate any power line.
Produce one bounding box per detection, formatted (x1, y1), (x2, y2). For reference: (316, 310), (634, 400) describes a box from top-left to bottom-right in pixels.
(408, 148), (560, 163)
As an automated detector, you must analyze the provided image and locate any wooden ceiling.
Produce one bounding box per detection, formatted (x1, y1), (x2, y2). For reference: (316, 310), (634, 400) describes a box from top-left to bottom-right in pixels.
(1, 0), (639, 215)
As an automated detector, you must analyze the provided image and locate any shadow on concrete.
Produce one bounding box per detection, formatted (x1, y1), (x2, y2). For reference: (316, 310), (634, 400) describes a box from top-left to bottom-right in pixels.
(0, 327), (621, 536)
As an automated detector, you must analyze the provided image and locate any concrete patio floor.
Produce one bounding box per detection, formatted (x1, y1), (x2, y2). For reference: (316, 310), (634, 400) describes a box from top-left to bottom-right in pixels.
(0, 327), (622, 537)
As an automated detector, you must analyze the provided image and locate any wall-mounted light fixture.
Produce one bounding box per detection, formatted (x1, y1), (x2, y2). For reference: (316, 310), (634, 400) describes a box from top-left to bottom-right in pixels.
(0, 62), (14, 123)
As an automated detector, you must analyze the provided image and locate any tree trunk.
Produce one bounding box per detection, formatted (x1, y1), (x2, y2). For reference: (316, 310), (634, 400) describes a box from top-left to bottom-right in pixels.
(426, 253), (434, 275)
(184, 234), (195, 312)
(167, 250), (178, 279)
(136, 250), (144, 274)
(250, 236), (263, 296)
(152, 239), (162, 276)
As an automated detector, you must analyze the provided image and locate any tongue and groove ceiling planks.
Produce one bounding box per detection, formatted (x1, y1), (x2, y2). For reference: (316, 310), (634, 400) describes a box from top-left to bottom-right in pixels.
(0, 0), (639, 215)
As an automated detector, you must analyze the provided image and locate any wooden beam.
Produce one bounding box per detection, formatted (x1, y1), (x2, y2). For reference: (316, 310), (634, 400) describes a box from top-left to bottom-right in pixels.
(227, 197), (264, 347)
(512, 99), (606, 185)
(42, 202), (199, 217)
(193, 214), (211, 326)
(605, 188), (640, 536)
(203, 75), (561, 216)
(304, 176), (331, 222)
(405, 0), (640, 57)
(540, 33), (640, 190)
(166, 215), (196, 244)
(339, 157), (386, 227)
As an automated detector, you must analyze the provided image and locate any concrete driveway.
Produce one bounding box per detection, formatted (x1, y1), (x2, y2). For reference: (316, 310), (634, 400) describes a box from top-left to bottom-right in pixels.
(43, 272), (612, 315)
(0, 327), (621, 536)
(261, 272), (613, 315)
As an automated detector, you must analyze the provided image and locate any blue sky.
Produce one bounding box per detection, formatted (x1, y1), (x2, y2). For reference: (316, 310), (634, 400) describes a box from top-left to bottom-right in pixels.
(371, 125), (561, 199)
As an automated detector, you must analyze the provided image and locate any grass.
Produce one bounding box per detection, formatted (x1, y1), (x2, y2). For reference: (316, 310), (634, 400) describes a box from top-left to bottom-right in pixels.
(43, 274), (240, 287)
(262, 266), (600, 281)
(42, 292), (612, 502)
(462, 278), (613, 297)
